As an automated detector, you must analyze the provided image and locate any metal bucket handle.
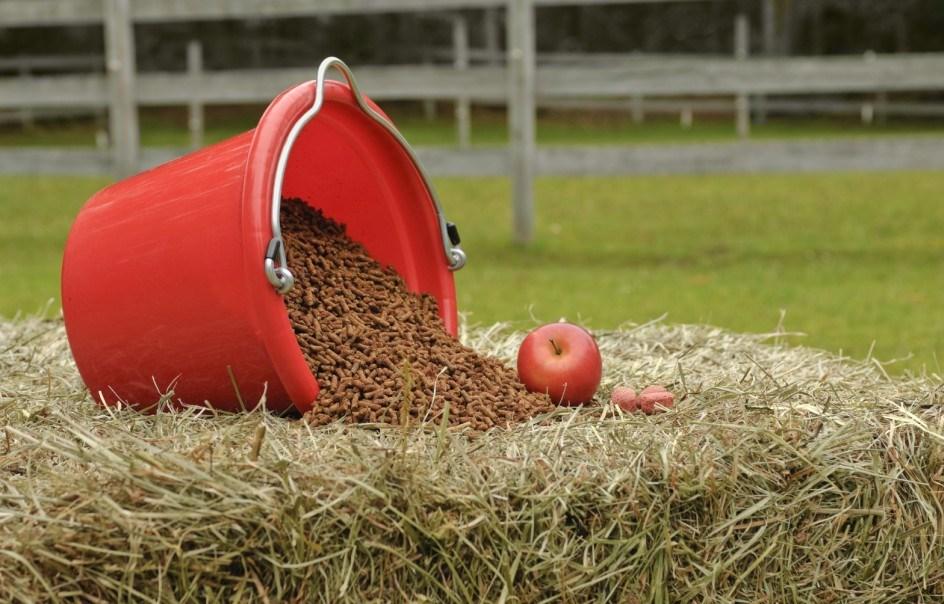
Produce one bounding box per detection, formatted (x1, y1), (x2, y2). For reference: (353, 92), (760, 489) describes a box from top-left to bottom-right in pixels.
(264, 57), (466, 295)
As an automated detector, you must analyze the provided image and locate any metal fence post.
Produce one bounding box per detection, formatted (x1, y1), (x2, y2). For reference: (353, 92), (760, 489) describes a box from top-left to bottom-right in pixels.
(507, 0), (536, 244)
(453, 14), (471, 149)
(735, 14), (750, 139)
(187, 40), (204, 150)
(104, 0), (139, 177)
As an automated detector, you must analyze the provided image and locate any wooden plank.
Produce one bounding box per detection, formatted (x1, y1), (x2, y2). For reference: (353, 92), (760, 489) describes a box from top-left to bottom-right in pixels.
(348, 65), (504, 100)
(0, 0), (497, 26)
(541, 97), (944, 118)
(420, 138), (944, 176)
(132, 53), (944, 98)
(0, 148), (111, 175)
(427, 138), (944, 176)
(0, 0), (722, 26)
(6, 138), (944, 177)
(0, 54), (103, 71)
(415, 147), (510, 176)
(453, 14), (471, 149)
(0, 107), (98, 125)
(536, 55), (944, 96)
(0, 0), (101, 26)
(0, 148), (179, 175)
(536, 51), (730, 65)
(134, 0), (506, 21)
(507, 0), (536, 244)
(427, 48), (733, 64)
(543, 97), (731, 113)
(536, 138), (944, 175)
(0, 73), (108, 107)
(6, 54), (944, 110)
(104, 0), (139, 178)
(13, 82), (944, 122)
(0, 66), (508, 108)
(764, 99), (944, 117)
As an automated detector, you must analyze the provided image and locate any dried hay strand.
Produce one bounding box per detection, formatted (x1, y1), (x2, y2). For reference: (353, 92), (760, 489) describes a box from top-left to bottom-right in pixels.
(1, 317), (943, 603)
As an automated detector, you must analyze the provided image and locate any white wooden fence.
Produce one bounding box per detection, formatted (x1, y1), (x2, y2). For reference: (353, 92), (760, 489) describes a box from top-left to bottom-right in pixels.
(7, 55), (944, 107)
(2, 0), (944, 242)
(0, 0), (712, 24)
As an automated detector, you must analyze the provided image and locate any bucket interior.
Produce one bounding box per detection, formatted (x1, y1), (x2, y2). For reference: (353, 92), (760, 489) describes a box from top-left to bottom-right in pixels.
(278, 94), (456, 332)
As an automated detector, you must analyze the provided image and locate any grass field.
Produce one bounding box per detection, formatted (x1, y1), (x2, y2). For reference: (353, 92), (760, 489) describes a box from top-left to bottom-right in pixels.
(1, 171), (942, 373)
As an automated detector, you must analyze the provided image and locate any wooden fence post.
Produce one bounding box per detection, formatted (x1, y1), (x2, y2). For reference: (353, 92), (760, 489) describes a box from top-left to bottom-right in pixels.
(757, 0), (775, 124)
(187, 40), (204, 150)
(862, 50), (876, 125)
(631, 93), (645, 124)
(735, 14), (750, 139)
(876, 90), (888, 125)
(453, 14), (471, 149)
(507, 0), (536, 244)
(18, 64), (34, 128)
(104, 0), (139, 177)
(484, 7), (501, 65)
(422, 50), (437, 122)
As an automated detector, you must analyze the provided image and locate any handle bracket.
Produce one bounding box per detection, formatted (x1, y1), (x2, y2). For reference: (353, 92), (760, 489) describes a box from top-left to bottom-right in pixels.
(264, 237), (294, 294)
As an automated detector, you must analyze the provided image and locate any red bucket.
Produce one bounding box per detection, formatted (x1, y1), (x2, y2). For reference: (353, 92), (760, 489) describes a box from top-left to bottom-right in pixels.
(61, 57), (466, 414)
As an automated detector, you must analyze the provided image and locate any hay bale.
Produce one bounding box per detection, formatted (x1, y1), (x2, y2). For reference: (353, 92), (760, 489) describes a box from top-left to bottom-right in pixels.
(1, 317), (942, 602)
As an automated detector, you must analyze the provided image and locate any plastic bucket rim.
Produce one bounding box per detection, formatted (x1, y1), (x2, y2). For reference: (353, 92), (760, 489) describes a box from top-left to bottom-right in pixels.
(241, 81), (320, 415)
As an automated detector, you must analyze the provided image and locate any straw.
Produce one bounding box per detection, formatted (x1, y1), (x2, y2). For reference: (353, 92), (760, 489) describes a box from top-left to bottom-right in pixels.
(1, 316), (942, 602)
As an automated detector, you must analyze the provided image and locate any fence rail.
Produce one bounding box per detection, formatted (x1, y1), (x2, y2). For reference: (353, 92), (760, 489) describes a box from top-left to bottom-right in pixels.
(4, 136), (944, 177)
(5, 53), (944, 110)
(0, 54), (103, 72)
(0, 0), (711, 26)
(542, 98), (944, 119)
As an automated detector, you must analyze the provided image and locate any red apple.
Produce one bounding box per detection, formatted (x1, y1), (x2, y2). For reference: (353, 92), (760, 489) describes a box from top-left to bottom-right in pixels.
(516, 322), (602, 405)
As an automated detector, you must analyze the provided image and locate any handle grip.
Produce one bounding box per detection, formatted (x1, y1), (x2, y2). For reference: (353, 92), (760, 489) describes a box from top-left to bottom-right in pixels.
(264, 57), (466, 295)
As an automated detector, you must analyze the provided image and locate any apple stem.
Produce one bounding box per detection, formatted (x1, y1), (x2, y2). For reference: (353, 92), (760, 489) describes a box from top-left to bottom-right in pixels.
(549, 338), (562, 355)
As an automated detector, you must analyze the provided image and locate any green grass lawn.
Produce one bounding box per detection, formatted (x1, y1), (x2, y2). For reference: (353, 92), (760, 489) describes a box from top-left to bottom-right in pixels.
(4, 108), (944, 148)
(0, 176), (110, 320)
(1, 171), (942, 373)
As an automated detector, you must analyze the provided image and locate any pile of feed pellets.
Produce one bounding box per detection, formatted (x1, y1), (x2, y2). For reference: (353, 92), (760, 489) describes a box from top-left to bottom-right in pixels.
(281, 199), (554, 430)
